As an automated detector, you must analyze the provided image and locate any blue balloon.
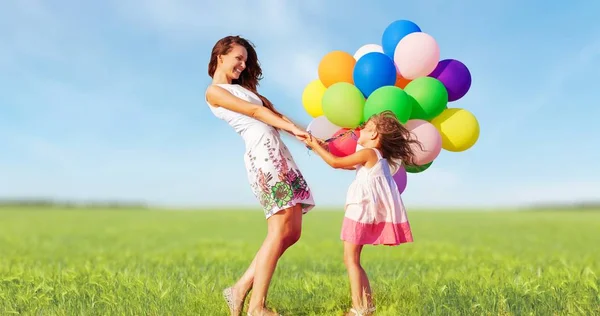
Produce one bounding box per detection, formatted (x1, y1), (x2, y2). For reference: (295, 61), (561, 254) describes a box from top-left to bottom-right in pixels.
(353, 52), (397, 98)
(381, 20), (421, 58)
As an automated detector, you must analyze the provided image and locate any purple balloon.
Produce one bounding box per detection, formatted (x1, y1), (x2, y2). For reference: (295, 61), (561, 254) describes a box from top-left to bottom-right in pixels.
(428, 59), (472, 102)
(392, 164), (408, 194)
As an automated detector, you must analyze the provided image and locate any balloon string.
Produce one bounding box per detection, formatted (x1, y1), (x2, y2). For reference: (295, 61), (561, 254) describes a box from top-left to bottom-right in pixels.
(305, 129), (356, 152)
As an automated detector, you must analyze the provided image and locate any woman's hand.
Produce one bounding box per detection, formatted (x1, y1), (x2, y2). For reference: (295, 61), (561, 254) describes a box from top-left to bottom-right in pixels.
(303, 135), (321, 149)
(291, 126), (310, 141)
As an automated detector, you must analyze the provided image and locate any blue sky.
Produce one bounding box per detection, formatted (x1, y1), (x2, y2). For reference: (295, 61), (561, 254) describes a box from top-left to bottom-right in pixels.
(1, 0), (599, 209)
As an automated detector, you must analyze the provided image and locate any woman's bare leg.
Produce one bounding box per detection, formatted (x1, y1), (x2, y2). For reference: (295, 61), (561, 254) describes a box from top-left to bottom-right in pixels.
(244, 204), (303, 314)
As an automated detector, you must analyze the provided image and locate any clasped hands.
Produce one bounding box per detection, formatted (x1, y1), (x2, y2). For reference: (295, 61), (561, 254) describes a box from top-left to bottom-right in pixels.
(290, 126), (327, 150)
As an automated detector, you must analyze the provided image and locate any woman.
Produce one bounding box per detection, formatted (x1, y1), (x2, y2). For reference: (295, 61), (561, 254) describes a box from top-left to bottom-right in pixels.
(205, 35), (316, 316)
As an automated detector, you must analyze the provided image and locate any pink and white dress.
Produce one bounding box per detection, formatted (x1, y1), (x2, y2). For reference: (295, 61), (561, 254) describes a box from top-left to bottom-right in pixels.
(341, 147), (413, 245)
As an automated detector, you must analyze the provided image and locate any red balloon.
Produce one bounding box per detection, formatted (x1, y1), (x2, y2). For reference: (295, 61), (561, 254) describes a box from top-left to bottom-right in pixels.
(328, 128), (360, 157)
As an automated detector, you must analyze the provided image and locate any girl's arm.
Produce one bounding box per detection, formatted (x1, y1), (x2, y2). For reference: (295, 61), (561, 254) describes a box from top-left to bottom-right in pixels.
(206, 85), (302, 134)
(306, 137), (377, 169)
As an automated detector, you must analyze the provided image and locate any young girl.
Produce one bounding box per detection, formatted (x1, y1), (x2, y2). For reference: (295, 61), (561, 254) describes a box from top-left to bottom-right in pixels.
(304, 110), (421, 316)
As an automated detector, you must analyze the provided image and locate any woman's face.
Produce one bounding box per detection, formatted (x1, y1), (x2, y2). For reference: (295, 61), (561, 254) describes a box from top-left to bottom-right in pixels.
(220, 44), (247, 80)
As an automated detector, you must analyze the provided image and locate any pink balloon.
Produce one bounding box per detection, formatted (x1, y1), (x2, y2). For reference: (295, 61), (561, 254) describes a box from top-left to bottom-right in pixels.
(392, 164), (407, 194)
(328, 128), (360, 157)
(405, 119), (442, 165)
(394, 32), (440, 79)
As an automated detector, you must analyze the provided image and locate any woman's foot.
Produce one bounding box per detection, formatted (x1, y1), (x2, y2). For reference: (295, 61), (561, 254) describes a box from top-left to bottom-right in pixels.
(223, 287), (247, 316)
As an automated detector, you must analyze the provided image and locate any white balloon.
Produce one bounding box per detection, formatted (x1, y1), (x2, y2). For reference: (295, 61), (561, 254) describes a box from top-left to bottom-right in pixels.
(353, 44), (384, 60)
(307, 116), (342, 140)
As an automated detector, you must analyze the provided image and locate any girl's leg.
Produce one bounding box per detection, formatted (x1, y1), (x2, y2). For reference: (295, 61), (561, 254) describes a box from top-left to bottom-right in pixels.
(245, 204), (303, 315)
(343, 241), (373, 312)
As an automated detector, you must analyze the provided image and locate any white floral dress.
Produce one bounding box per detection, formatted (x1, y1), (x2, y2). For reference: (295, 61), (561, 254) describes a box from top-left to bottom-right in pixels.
(206, 84), (315, 218)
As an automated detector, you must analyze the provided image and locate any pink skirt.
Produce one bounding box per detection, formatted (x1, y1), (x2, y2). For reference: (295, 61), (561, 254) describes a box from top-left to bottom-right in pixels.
(341, 204), (413, 246)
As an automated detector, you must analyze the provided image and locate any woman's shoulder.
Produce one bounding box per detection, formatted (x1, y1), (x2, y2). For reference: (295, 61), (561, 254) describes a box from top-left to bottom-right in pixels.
(205, 83), (263, 107)
(207, 83), (250, 96)
(206, 83), (232, 92)
(205, 83), (239, 101)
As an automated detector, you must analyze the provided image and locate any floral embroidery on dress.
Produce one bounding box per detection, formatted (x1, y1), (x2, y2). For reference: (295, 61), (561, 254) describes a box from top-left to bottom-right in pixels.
(246, 138), (312, 216)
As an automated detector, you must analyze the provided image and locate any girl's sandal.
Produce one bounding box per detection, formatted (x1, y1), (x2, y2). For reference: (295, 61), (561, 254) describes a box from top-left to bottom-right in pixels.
(246, 308), (281, 316)
(346, 306), (376, 316)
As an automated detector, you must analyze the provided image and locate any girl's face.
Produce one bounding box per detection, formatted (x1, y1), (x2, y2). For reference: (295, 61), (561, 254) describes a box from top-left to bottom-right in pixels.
(357, 120), (377, 147)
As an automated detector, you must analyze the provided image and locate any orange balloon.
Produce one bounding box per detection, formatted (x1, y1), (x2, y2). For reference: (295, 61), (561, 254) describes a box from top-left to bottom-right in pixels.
(395, 74), (411, 89)
(318, 51), (356, 87)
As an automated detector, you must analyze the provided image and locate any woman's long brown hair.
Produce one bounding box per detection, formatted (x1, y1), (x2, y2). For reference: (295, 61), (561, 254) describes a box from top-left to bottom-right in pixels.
(208, 35), (282, 117)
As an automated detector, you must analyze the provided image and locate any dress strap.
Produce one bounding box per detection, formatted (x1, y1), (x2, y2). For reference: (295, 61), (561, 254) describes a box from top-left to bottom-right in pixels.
(371, 148), (383, 160)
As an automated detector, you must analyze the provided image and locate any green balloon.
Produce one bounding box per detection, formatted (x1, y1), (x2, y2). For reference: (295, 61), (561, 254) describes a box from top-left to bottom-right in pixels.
(404, 77), (448, 121)
(363, 86), (412, 124)
(405, 161), (433, 173)
(322, 82), (365, 128)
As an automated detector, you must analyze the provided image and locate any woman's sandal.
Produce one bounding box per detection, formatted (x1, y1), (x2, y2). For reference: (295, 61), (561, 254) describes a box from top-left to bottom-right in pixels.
(223, 287), (245, 316)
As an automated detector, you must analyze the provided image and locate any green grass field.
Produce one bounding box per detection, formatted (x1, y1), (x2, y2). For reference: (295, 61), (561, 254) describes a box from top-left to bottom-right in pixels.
(1, 207), (599, 315)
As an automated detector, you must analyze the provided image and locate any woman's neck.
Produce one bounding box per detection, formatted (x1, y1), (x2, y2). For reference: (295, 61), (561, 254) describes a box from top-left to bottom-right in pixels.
(212, 71), (231, 85)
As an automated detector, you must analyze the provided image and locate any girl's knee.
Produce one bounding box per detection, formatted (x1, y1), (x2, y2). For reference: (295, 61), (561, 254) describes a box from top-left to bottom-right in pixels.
(343, 243), (362, 267)
(343, 251), (360, 267)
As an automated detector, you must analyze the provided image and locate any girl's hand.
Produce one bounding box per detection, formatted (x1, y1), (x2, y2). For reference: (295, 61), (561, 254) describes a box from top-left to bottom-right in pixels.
(303, 136), (319, 148)
(291, 126), (310, 141)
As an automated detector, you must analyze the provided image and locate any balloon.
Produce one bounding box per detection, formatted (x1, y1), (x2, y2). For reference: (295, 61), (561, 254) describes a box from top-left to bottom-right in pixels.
(328, 128), (360, 157)
(394, 32), (440, 79)
(381, 20), (421, 58)
(353, 44), (383, 60)
(395, 74), (411, 89)
(301, 80), (327, 117)
(318, 51), (356, 87)
(353, 52), (397, 97)
(404, 77), (448, 121)
(321, 82), (366, 128)
(405, 119), (442, 165)
(363, 86), (412, 124)
(392, 164), (408, 194)
(429, 59), (472, 102)
(307, 116), (342, 140)
(430, 108), (480, 152)
(405, 161), (433, 173)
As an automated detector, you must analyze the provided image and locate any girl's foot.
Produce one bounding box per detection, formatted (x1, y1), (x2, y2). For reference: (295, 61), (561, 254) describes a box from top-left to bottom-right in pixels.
(223, 287), (247, 316)
(246, 307), (281, 316)
(345, 306), (376, 316)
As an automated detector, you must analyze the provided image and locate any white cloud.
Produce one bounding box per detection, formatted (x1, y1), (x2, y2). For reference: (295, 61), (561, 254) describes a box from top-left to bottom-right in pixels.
(487, 38), (600, 144)
(504, 181), (600, 206)
(401, 167), (467, 207)
(112, 0), (325, 39)
(578, 39), (600, 64)
(401, 168), (600, 209)
(112, 0), (329, 99)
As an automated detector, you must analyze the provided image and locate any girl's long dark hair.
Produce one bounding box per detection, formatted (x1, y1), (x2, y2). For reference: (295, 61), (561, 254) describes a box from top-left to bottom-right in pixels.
(368, 110), (424, 170)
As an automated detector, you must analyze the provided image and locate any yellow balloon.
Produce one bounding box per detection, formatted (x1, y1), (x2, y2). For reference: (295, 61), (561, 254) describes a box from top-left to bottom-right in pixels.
(302, 79), (326, 117)
(430, 108), (480, 152)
